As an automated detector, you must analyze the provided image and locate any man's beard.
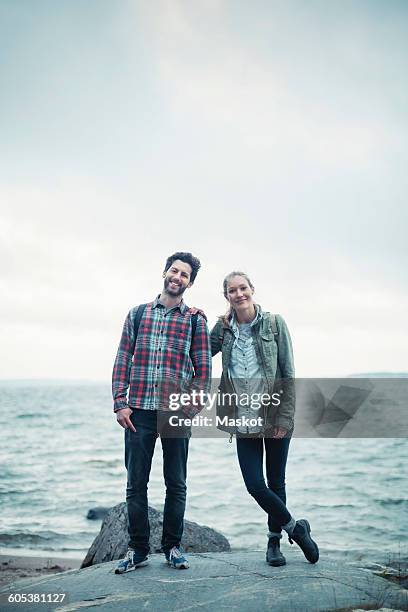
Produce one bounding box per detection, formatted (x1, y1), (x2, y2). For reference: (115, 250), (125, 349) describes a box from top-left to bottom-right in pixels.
(164, 277), (186, 297)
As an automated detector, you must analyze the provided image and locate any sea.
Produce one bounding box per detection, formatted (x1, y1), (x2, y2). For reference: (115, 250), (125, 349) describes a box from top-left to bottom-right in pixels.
(0, 381), (406, 568)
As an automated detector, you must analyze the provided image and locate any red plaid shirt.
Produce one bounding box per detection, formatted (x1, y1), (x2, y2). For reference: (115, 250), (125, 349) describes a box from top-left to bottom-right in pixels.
(112, 296), (211, 416)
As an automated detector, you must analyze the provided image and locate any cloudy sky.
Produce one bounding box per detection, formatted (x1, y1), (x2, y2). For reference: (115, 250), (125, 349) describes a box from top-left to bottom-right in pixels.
(1, 0), (407, 380)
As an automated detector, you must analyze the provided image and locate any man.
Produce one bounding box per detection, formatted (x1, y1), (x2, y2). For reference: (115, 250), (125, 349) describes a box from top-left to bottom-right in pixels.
(112, 252), (211, 573)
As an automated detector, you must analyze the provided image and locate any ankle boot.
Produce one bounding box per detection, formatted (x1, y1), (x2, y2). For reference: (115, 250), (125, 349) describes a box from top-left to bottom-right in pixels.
(288, 519), (319, 564)
(266, 536), (286, 566)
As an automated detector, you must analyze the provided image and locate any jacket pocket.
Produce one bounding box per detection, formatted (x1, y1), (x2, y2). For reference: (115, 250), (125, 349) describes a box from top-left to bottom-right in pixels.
(260, 330), (277, 355)
(258, 331), (278, 384)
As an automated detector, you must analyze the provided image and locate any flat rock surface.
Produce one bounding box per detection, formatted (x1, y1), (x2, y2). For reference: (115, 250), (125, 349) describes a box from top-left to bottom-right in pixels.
(1, 551), (407, 612)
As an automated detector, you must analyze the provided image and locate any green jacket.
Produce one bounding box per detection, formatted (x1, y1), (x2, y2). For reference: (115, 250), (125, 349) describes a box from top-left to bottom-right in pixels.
(210, 306), (295, 435)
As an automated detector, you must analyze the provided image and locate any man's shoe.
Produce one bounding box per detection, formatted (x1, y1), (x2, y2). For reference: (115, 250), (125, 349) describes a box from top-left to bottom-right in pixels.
(288, 519), (319, 564)
(266, 536), (286, 566)
(115, 549), (149, 574)
(165, 546), (190, 569)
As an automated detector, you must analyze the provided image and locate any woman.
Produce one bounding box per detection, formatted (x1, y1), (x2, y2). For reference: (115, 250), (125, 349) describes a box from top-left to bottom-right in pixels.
(210, 271), (319, 566)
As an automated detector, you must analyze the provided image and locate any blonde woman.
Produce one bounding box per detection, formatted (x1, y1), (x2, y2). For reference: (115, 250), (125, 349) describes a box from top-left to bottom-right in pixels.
(210, 271), (318, 566)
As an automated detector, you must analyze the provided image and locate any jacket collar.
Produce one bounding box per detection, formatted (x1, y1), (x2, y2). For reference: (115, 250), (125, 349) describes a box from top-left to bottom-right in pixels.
(228, 303), (263, 335)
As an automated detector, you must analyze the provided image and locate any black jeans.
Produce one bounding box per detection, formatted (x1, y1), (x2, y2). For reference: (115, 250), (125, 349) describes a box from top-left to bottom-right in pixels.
(236, 436), (291, 534)
(124, 409), (190, 555)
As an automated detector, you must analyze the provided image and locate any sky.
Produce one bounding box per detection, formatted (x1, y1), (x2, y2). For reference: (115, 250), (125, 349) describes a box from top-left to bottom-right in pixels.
(0, 0), (407, 380)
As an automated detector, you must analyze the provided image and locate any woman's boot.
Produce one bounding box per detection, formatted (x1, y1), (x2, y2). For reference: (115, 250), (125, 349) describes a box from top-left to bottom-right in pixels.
(266, 536), (286, 566)
(288, 519), (319, 564)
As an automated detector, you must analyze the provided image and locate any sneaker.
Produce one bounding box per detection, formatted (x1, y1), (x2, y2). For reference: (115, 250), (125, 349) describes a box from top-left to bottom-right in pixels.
(266, 536), (286, 566)
(288, 519), (319, 564)
(114, 549), (149, 574)
(165, 546), (190, 569)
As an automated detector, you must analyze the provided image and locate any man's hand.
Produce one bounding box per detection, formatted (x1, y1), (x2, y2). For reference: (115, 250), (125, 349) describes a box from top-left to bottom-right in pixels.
(271, 426), (287, 439)
(116, 407), (137, 432)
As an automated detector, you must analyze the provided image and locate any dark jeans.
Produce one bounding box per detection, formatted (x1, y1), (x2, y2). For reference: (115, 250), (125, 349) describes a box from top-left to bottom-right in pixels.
(124, 409), (190, 555)
(236, 436), (291, 534)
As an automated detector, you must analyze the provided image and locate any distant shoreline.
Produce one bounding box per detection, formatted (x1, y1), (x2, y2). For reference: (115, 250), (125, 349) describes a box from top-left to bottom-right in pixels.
(0, 379), (107, 385)
(0, 554), (82, 588)
(1, 372), (407, 384)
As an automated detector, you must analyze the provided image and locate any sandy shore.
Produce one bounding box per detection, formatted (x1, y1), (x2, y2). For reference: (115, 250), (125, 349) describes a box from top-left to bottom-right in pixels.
(0, 554), (82, 588)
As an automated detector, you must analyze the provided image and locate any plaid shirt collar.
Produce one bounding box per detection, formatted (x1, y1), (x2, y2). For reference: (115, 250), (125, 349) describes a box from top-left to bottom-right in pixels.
(152, 294), (188, 314)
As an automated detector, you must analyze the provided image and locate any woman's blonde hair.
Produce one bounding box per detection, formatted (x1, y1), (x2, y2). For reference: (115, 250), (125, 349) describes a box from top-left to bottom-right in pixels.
(222, 271), (254, 325)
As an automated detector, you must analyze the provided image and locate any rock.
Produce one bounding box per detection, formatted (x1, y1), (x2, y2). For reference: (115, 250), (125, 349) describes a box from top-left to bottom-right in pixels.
(2, 552), (407, 612)
(86, 506), (111, 520)
(81, 503), (230, 568)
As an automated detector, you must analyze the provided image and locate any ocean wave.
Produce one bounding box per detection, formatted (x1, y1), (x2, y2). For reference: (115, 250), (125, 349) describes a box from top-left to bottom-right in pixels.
(84, 459), (120, 468)
(375, 497), (408, 507)
(308, 503), (356, 509)
(0, 531), (69, 547)
(0, 530), (93, 547)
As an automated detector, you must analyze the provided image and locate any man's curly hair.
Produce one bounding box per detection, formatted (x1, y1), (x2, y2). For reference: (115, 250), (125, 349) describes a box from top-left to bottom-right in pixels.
(164, 252), (201, 284)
